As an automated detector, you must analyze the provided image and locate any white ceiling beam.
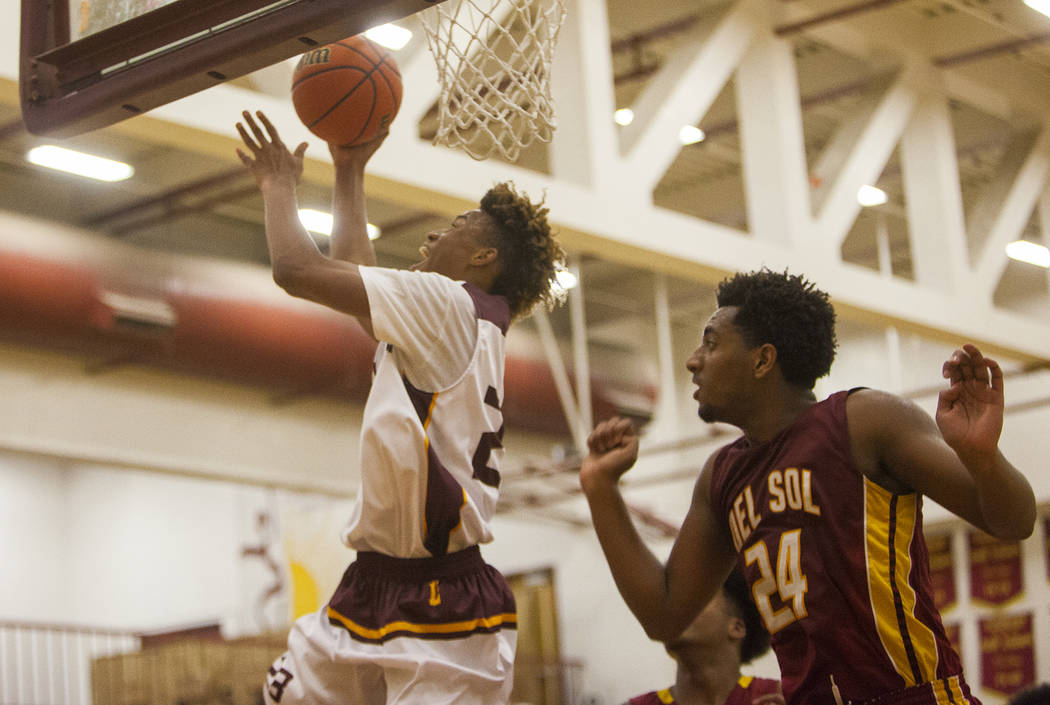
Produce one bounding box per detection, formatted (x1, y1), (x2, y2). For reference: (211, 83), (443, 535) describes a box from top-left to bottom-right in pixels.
(548, 0), (620, 189)
(965, 130), (1040, 261)
(899, 91), (969, 293)
(735, 18), (812, 249)
(568, 256), (592, 441)
(532, 309), (588, 452)
(808, 74), (893, 213)
(621, 0), (762, 192)
(818, 63), (921, 248)
(776, 0), (1028, 122)
(973, 125), (1050, 297)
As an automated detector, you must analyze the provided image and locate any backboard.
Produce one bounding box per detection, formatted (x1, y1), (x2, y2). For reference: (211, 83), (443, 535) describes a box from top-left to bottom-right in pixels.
(21, 0), (445, 137)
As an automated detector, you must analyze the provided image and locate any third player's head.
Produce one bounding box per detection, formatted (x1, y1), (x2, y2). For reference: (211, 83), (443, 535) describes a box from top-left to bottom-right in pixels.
(665, 567), (771, 666)
(412, 181), (565, 320)
(686, 269), (837, 424)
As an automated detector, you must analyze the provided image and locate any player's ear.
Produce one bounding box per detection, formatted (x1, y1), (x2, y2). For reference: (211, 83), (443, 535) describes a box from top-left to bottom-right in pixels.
(471, 246), (499, 267)
(752, 343), (778, 379)
(728, 616), (746, 642)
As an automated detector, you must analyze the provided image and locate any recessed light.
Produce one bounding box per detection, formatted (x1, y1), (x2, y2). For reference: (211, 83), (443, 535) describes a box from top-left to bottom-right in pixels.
(27, 145), (134, 182)
(857, 185), (887, 207)
(1005, 240), (1050, 268)
(299, 209), (380, 240)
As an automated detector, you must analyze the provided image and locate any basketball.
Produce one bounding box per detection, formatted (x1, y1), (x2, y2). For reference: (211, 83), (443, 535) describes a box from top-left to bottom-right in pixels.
(291, 35), (402, 147)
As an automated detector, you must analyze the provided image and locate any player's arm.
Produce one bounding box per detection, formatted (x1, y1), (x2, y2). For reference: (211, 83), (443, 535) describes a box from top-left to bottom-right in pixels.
(236, 111), (375, 336)
(847, 344), (1034, 541)
(328, 134), (386, 266)
(580, 418), (737, 642)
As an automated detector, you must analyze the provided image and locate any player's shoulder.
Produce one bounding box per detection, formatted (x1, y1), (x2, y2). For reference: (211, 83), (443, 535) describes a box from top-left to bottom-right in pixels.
(845, 387), (931, 428)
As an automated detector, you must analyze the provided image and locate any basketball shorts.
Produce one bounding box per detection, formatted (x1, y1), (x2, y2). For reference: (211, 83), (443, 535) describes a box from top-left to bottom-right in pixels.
(263, 545), (518, 705)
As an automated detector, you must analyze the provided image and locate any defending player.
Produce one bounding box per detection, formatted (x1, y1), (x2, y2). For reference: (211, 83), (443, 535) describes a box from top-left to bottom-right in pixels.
(582, 269), (1034, 705)
(622, 567), (783, 705)
(235, 111), (565, 705)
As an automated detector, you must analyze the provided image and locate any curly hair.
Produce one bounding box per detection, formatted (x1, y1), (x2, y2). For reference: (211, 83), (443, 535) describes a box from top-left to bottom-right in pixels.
(722, 566), (772, 664)
(1010, 684), (1050, 705)
(479, 182), (566, 319)
(715, 268), (837, 389)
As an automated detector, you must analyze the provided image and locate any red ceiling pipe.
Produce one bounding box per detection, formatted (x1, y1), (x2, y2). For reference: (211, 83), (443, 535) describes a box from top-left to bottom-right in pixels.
(0, 251), (650, 438)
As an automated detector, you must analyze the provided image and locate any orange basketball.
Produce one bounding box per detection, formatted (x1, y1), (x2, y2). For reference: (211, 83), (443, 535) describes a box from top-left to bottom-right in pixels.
(291, 35), (402, 147)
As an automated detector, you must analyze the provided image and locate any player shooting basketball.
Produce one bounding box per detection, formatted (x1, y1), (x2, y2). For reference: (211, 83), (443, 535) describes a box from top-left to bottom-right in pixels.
(235, 109), (565, 705)
(581, 269), (1034, 705)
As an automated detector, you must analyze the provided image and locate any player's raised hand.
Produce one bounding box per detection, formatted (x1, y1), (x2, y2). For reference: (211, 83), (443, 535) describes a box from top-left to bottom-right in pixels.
(236, 110), (308, 191)
(580, 417), (640, 491)
(936, 343), (1004, 466)
(329, 129), (389, 170)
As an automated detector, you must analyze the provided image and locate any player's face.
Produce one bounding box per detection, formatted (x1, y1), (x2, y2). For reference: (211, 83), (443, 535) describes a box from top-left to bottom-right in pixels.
(686, 306), (755, 425)
(411, 210), (493, 277)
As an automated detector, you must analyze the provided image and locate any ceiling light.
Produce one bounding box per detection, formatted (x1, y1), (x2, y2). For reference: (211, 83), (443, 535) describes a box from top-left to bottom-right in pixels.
(365, 23), (412, 50)
(679, 125), (705, 145)
(554, 269), (578, 291)
(27, 145), (134, 182)
(299, 209), (381, 240)
(614, 108), (634, 126)
(1006, 240), (1050, 268)
(1024, 0), (1050, 19)
(857, 185), (887, 207)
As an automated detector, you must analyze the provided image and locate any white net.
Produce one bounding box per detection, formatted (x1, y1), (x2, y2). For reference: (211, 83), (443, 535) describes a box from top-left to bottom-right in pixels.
(420, 0), (567, 161)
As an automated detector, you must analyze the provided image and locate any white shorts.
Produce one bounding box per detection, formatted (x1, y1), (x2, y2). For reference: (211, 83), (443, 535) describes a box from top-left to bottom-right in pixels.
(264, 546), (518, 705)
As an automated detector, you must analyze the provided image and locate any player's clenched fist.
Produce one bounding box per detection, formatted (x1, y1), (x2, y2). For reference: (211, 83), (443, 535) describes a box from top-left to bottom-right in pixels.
(580, 417), (640, 492)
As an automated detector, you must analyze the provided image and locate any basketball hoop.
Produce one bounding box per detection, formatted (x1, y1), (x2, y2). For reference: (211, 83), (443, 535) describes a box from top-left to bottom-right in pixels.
(420, 0), (566, 161)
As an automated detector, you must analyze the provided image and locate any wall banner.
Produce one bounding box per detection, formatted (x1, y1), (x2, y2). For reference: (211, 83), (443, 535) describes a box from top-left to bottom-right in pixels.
(926, 532), (956, 611)
(968, 529), (1022, 605)
(979, 613), (1034, 697)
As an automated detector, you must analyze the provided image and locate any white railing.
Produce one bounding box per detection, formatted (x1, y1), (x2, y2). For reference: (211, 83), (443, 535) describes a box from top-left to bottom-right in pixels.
(0, 621), (139, 705)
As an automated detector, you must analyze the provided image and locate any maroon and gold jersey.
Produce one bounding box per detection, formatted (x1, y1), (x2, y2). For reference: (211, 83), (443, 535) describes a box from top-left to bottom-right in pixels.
(710, 391), (979, 705)
(625, 675), (781, 705)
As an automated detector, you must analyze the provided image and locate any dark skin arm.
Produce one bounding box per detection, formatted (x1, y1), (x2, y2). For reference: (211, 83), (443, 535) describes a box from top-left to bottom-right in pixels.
(848, 344), (1034, 540)
(235, 110), (378, 335)
(580, 417), (737, 642)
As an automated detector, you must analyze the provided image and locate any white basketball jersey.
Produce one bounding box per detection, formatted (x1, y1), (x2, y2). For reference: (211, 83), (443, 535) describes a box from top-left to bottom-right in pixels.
(342, 267), (509, 558)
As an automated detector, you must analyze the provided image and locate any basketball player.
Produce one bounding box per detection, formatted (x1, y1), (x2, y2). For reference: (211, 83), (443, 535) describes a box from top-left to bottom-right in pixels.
(581, 269), (1034, 705)
(622, 567), (783, 705)
(235, 110), (565, 705)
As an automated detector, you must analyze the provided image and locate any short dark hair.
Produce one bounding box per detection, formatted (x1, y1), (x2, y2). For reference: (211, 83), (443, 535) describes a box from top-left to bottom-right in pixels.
(715, 268), (837, 389)
(722, 566), (771, 664)
(1010, 683), (1050, 705)
(479, 182), (565, 320)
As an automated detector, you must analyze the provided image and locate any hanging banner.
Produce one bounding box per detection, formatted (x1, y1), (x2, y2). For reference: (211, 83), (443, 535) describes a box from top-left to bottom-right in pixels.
(968, 529), (1022, 605)
(926, 532), (956, 611)
(979, 613), (1034, 697)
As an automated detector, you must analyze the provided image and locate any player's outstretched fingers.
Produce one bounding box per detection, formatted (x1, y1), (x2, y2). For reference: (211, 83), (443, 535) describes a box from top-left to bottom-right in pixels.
(255, 111), (284, 146)
(242, 110), (269, 146)
(943, 346), (974, 383)
(236, 119), (260, 153)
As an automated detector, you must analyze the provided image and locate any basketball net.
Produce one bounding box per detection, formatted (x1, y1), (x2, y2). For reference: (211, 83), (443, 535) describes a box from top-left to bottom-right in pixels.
(420, 0), (566, 161)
